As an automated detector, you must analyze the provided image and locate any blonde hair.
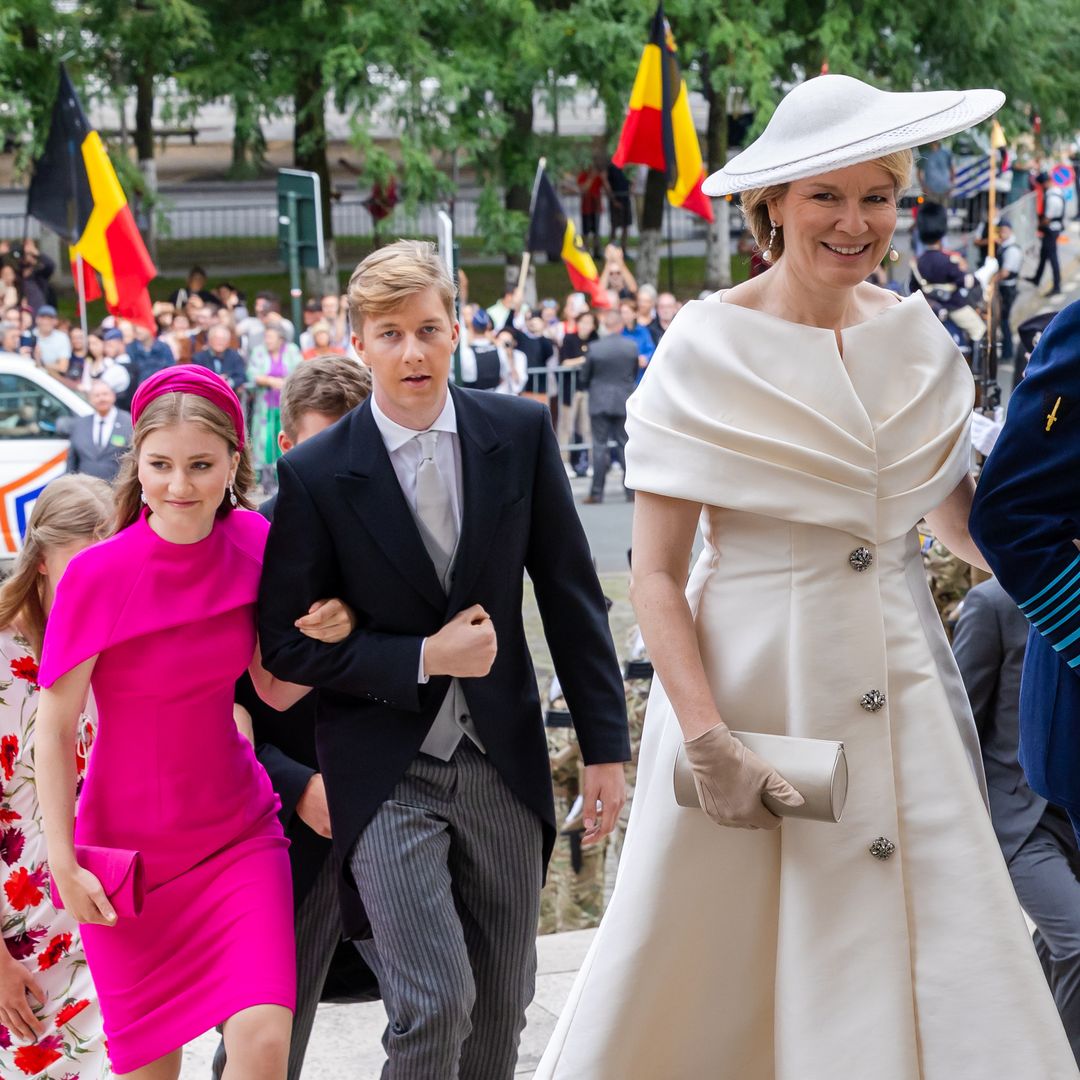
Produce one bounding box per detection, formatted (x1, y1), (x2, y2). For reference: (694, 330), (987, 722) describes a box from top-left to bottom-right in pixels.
(0, 475), (114, 658)
(741, 150), (914, 261)
(347, 240), (456, 337)
(114, 392), (256, 531)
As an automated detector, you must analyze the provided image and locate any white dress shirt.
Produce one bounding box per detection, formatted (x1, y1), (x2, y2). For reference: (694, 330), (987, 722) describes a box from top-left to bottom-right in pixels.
(370, 391), (463, 684)
(94, 407), (118, 448)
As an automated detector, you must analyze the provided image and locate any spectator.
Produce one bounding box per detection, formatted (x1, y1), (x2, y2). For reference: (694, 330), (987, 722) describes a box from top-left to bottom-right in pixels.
(249, 324), (302, 486)
(50, 324), (87, 390)
(193, 324), (249, 392)
(127, 322), (175, 388)
(620, 297), (656, 379)
(918, 140), (955, 203)
(100, 327), (134, 407)
(152, 301), (176, 336)
(298, 298), (322, 352)
(78, 332), (109, 392)
(31, 305), (71, 370)
(600, 244), (638, 300)
(486, 280), (520, 332)
(460, 309), (503, 390)
(578, 161), (608, 258)
(559, 309), (598, 477)
(65, 380), (133, 482)
(513, 309), (557, 405)
(1, 322), (20, 355)
(653, 291), (679, 340)
(579, 306), (639, 504)
(212, 281), (248, 322)
(168, 264), (216, 308)
(320, 292), (349, 349)
(16, 238), (56, 314)
(301, 321), (345, 361)
(0, 262), (18, 310)
(161, 312), (191, 362)
(494, 328), (528, 396)
(636, 284), (661, 346)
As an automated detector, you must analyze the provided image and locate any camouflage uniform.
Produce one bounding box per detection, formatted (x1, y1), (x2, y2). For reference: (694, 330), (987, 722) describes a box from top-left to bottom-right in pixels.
(920, 530), (974, 639)
(538, 691), (608, 934)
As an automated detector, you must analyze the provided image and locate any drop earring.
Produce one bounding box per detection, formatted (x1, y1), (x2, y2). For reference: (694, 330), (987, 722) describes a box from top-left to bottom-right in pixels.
(763, 222), (778, 263)
(888, 244), (900, 263)
(140, 490), (148, 505)
(228, 483), (238, 509)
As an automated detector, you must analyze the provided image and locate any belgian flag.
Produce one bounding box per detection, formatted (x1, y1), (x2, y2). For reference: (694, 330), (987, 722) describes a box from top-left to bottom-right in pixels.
(526, 167), (609, 308)
(28, 67), (156, 329)
(613, 4), (714, 223)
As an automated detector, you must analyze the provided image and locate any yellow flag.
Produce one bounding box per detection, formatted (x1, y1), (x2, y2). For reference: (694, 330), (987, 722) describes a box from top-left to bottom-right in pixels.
(990, 119), (1007, 150)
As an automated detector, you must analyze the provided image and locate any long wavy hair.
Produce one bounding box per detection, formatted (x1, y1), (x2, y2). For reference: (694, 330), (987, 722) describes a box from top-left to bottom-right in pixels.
(0, 475), (114, 658)
(113, 391), (256, 532)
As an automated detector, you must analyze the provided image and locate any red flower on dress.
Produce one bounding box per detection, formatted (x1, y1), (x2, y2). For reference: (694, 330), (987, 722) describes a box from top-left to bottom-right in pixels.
(0, 808), (21, 825)
(0, 1022), (10, 1047)
(13, 1035), (63, 1074)
(4, 926), (46, 960)
(0, 826), (25, 865)
(37, 932), (72, 970)
(55, 997), (91, 1027)
(4, 866), (45, 910)
(9, 656), (37, 685)
(0, 735), (17, 780)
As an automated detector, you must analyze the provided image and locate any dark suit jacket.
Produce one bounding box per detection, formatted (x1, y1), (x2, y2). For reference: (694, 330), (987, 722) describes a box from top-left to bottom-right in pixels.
(970, 300), (1080, 810)
(578, 334), (639, 417)
(952, 578), (1048, 860)
(258, 385), (630, 938)
(191, 347), (249, 393)
(65, 409), (132, 482)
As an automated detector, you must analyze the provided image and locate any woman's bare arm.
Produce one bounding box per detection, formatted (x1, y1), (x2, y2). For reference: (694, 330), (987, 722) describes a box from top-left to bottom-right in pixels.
(925, 473), (991, 572)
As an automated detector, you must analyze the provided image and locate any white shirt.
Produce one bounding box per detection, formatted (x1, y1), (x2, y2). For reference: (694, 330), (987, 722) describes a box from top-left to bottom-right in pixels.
(94, 407), (118, 447)
(370, 391), (463, 684)
(36, 329), (71, 365)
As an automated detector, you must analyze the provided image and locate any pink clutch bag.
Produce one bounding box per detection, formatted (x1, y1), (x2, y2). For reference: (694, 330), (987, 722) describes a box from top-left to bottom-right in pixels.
(49, 845), (146, 919)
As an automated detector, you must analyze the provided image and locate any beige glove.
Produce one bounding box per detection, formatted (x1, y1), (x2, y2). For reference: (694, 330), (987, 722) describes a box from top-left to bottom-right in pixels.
(683, 723), (804, 830)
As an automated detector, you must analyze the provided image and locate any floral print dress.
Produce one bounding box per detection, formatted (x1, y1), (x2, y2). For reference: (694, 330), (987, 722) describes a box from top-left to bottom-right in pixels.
(0, 630), (106, 1078)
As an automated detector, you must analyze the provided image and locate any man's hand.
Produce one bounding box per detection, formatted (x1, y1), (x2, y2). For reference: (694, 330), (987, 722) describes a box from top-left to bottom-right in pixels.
(580, 762), (627, 845)
(296, 598), (356, 643)
(424, 605), (497, 679)
(296, 773), (332, 837)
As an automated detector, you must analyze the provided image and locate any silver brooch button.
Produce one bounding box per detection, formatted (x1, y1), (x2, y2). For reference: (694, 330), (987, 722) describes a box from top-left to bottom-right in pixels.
(860, 690), (886, 713)
(869, 837), (896, 860)
(849, 547), (874, 572)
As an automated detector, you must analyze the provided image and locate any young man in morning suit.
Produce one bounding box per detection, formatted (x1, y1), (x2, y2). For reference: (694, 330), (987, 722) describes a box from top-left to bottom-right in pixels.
(258, 240), (629, 1079)
(971, 299), (1080, 845)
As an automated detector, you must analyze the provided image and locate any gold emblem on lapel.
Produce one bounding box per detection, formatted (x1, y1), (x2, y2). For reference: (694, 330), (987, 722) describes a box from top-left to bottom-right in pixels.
(1047, 397), (1062, 432)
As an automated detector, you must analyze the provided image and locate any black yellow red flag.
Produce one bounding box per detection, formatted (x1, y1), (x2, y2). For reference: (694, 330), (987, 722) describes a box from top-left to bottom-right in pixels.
(613, 4), (714, 222)
(526, 167), (610, 307)
(28, 66), (157, 329)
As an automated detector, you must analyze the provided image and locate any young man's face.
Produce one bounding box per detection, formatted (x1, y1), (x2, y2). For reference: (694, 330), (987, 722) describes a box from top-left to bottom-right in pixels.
(354, 286), (457, 429)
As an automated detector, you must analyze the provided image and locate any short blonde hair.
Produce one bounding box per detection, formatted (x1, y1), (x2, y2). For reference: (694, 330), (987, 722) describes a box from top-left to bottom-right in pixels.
(741, 149), (914, 261)
(347, 240), (456, 337)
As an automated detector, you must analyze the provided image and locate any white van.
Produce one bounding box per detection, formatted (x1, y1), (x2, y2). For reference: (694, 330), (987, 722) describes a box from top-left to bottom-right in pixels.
(0, 353), (94, 560)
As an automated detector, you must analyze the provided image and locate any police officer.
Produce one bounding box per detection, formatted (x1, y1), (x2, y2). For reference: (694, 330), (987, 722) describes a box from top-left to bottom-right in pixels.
(995, 218), (1023, 361)
(1028, 172), (1066, 296)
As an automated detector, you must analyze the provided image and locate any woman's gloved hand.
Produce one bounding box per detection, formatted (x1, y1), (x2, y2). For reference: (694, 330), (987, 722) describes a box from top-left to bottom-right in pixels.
(683, 723), (804, 830)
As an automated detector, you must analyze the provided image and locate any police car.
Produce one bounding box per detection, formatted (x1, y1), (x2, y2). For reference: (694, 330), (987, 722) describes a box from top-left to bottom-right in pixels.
(0, 352), (94, 560)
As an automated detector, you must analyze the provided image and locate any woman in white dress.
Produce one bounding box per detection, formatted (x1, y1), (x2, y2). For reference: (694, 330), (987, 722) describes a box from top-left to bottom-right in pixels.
(537, 75), (1079, 1080)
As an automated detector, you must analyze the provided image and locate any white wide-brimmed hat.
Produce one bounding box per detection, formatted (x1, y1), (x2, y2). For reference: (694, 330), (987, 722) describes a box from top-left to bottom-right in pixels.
(702, 74), (1004, 196)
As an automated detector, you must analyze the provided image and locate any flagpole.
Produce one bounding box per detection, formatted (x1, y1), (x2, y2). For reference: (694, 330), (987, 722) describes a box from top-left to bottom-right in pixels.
(75, 252), (88, 339)
(516, 157), (548, 306)
(665, 198), (674, 292)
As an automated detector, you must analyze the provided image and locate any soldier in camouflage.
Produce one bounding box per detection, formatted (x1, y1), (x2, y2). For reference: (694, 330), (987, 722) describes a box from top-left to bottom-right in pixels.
(921, 528), (976, 639)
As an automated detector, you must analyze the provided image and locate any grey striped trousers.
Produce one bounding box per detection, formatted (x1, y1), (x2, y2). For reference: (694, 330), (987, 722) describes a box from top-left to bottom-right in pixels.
(350, 740), (544, 1080)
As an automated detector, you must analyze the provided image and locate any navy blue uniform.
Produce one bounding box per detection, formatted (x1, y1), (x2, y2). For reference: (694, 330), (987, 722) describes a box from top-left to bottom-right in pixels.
(971, 300), (1080, 828)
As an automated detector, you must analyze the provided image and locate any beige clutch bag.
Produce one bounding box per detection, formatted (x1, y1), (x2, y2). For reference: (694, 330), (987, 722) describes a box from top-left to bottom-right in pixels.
(673, 731), (848, 823)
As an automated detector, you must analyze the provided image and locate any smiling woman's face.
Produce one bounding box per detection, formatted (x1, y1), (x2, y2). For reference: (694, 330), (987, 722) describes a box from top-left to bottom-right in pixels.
(768, 161), (898, 289)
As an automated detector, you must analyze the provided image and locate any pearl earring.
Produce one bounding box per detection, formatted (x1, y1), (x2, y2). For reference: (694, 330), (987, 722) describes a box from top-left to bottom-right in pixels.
(888, 244), (900, 263)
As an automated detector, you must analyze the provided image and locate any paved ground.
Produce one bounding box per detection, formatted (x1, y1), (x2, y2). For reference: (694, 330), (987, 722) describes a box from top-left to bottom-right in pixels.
(179, 929), (596, 1078)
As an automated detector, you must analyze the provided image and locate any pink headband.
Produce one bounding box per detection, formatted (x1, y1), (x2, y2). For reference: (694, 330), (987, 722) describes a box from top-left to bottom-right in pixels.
(131, 365), (246, 447)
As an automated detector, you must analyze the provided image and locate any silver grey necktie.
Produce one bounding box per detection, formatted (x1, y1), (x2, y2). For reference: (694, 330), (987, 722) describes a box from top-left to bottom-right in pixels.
(414, 431), (457, 579)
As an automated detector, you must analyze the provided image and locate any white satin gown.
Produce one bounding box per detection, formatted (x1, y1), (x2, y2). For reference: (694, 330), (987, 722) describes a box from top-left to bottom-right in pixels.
(535, 293), (1078, 1079)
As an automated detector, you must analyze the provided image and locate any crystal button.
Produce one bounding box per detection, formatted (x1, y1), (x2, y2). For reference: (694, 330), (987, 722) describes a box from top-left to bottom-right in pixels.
(849, 547), (874, 572)
(860, 690), (886, 713)
(869, 837), (896, 860)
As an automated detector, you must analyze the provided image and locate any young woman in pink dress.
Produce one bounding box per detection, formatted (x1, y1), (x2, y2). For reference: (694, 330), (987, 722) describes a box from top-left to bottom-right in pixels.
(0, 474), (113, 1077)
(34, 366), (355, 1079)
